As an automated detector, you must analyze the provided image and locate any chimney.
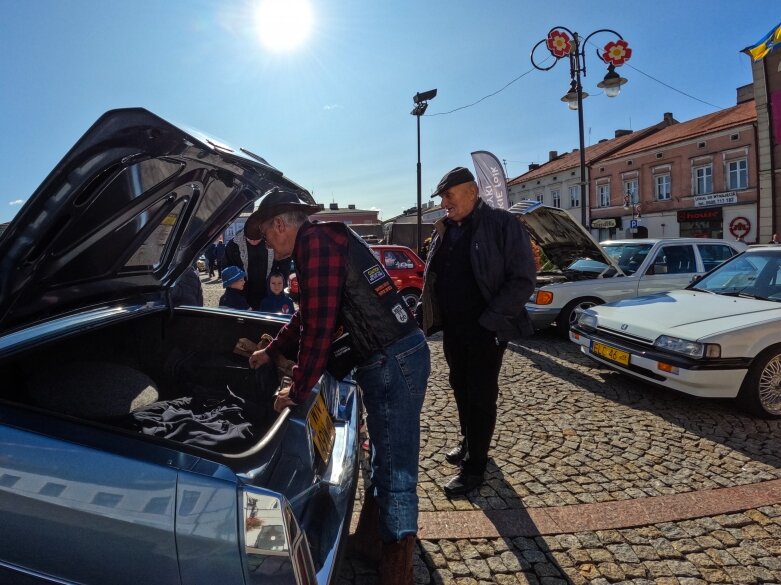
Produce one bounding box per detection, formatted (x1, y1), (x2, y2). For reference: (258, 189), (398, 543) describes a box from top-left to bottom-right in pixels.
(528, 163), (540, 171)
(663, 112), (675, 124)
(548, 150), (558, 161)
(599, 138), (609, 143)
(348, 204), (356, 209)
(736, 84), (754, 104)
(329, 203), (338, 210)
(614, 129), (632, 138)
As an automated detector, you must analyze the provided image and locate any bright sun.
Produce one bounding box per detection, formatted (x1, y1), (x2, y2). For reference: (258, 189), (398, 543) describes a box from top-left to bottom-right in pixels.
(254, 0), (313, 52)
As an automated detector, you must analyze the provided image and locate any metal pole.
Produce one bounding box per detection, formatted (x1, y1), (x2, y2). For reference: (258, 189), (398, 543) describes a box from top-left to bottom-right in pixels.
(416, 113), (422, 256)
(573, 37), (588, 229)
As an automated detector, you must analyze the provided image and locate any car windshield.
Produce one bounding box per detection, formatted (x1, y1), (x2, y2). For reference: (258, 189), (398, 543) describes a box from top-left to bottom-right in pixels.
(601, 243), (653, 275)
(692, 250), (781, 301)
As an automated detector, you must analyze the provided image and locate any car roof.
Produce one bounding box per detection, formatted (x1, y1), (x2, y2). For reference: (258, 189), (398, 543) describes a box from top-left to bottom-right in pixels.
(600, 238), (738, 245)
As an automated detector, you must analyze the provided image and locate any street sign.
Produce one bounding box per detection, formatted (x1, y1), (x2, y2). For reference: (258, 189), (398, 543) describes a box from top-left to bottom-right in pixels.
(630, 219), (638, 229)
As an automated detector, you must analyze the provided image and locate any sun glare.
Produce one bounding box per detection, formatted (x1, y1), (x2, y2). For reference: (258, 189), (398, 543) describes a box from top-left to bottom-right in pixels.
(254, 0), (313, 52)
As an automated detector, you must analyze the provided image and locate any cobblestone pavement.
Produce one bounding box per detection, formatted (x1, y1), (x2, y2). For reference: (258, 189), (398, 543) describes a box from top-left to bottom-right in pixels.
(200, 275), (781, 583)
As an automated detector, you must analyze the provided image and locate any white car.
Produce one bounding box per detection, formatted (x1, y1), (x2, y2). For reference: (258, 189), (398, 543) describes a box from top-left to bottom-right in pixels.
(512, 202), (745, 337)
(571, 245), (781, 417)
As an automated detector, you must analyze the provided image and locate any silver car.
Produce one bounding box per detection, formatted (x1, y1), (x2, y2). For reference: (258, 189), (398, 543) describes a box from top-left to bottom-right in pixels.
(0, 108), (359, 584)
(511, 202), (744, 337)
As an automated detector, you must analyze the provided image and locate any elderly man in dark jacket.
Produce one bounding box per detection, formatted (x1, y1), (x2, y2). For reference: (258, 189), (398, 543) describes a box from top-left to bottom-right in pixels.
(418, 166), (536, 497)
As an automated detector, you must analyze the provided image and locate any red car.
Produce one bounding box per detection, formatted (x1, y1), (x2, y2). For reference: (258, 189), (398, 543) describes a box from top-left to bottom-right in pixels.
(371, 245), (425, 309)
(286, 244), (424, 309)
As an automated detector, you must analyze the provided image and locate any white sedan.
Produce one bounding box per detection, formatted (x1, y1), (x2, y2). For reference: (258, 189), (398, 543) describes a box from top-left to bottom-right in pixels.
(570, 245), (781, 417)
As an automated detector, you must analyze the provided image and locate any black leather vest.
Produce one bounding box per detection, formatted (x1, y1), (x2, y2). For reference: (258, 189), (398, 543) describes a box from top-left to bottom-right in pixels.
(335, 225), (419, 360)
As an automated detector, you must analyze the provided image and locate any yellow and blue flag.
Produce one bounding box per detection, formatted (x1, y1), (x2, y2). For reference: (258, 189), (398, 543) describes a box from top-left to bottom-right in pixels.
(744, 22), (781, 62)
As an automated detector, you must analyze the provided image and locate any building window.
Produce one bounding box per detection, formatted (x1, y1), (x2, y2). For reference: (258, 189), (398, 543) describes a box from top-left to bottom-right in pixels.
(727, 159), (748, 190)
(624, 179), (639, 204)
(598, 184), (611, 208)
(730, 133), (739, 141)
(698, 141), (706, 149)
(569, 185), (580, 208)
(655, 174), (671, 200)
(694, 165), (713, 195)
(535, 192), (544, 203)
(552, 189), (561, 208)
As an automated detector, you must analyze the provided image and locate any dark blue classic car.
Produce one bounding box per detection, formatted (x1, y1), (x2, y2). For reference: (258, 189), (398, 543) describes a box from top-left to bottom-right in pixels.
(0, 109), (360, 584)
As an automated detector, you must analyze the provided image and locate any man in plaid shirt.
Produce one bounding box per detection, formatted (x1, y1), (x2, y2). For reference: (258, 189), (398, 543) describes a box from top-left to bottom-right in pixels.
(247, 188), (430, 585)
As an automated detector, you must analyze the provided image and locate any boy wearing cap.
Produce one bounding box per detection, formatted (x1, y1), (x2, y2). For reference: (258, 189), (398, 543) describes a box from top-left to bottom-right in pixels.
(247, 187), (430, 584)
(219, 265), (251, 310)
(418, 166), (536, 497)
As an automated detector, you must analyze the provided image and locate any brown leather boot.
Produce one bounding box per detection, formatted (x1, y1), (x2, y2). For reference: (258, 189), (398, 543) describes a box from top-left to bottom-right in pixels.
(347, 489), (381, 564)
(378, 534), (416, 585)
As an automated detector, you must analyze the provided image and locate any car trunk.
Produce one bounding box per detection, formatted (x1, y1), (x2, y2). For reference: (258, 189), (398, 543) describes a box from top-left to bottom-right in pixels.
(0, 309), (292, 468)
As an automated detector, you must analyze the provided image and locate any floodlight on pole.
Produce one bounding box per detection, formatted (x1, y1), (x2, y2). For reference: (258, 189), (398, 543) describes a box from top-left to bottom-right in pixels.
(411, 88), (437, 256)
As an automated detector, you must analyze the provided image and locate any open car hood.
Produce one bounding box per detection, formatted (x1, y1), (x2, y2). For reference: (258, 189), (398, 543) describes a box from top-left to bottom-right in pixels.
(509, 201), (622, 272)
(0, 108), (311, 333)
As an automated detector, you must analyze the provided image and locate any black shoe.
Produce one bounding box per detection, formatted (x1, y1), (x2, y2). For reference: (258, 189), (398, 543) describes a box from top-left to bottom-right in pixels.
(443, 473), (484, 497)
(445, 443), (466, 465)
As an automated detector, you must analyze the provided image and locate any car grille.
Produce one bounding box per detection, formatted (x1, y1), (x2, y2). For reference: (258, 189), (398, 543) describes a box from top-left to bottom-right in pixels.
(593, 326), (654, 347)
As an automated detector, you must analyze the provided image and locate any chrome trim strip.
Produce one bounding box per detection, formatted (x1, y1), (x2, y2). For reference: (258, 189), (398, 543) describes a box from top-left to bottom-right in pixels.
(0, 303), (165, 352)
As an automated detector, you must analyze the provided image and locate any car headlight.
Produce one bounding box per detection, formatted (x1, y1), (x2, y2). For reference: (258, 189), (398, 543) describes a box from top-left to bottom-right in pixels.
(577, 312), (598, 331)
(653, 335), (721, 359)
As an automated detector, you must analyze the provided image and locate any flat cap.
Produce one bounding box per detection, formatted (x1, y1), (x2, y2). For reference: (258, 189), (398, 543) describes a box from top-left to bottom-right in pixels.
(431, 167), (475, 198)
(245, 187), (320, 239)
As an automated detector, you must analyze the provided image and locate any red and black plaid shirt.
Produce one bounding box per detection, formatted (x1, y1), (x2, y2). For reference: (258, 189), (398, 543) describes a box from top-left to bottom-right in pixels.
(265, 222), (348, 403)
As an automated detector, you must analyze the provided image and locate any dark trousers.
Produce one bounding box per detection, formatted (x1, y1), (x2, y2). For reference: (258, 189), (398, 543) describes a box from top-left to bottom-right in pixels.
(442, 332), (507, 475)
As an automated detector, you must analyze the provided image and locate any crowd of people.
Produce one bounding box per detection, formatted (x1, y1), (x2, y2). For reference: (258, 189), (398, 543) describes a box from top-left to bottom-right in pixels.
(169, 169), (534, 585)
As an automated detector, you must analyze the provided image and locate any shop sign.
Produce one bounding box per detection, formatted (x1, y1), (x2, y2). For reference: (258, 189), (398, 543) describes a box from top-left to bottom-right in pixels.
(677, 208), (722, 222)
(590, 218), (619, 229)
(694, 191), (737, 207)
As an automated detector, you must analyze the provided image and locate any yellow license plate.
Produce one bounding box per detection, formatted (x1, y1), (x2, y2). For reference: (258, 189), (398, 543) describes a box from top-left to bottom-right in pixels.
(592, 341), (630, 366)
(308, 392), (335, 464)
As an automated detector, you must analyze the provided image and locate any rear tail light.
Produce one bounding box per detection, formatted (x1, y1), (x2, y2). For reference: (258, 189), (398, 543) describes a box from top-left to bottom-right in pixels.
(241, 487), (315, 584)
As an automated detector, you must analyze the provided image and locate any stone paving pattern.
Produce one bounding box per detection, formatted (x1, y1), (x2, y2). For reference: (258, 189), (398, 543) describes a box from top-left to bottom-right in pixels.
(200, 275), (781, 583)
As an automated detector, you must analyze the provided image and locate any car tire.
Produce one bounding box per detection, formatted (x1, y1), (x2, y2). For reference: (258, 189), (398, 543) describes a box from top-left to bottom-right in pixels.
(555, 297), (602, 339)
(737, 345), (781, 418)
(399, 288), (421, 310)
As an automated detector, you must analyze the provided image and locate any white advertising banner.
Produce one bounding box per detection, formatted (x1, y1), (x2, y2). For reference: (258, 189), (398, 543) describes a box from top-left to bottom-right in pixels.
(471, 151), (509, 210)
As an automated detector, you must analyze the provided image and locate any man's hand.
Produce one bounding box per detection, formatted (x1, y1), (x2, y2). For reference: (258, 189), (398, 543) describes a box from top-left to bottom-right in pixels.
(249, 349), (270, 369)
(273, 380), (297, 413)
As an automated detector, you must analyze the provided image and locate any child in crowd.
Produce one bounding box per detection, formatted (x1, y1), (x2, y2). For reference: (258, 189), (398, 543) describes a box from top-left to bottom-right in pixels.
(219, 266), (251, 310)
(259, 271), (295, 314)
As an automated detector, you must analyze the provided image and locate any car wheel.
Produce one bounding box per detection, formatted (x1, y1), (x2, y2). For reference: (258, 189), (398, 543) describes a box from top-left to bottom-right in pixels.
(399, 288), (421, 310)
(555, 297), (602, 339)
(737, 346), (781, 418)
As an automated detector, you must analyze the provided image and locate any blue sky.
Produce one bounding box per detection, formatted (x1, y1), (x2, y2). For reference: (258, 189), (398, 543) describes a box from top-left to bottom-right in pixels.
(0, 1), (778, 224)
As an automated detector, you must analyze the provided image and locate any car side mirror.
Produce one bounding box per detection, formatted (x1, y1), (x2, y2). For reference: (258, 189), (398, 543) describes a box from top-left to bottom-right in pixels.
(648, 262), (667, 275)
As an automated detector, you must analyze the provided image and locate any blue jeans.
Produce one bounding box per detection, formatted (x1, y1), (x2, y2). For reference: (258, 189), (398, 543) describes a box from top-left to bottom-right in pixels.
(354, 330), (430, 543)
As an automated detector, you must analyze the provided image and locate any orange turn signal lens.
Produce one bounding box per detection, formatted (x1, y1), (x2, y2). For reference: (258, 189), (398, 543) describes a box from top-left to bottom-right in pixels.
(535, 290), (554, 305)
(657, 362), (679, 375)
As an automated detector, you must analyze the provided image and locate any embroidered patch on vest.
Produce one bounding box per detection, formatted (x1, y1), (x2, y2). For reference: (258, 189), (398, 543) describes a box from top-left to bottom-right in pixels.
(391, 303), (409, 323)
(363, 265), (385, 285)
(374, 281), (393, 296)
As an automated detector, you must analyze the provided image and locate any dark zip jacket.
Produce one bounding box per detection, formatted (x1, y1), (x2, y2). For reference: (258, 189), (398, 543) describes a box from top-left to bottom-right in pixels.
(419, 199), (536, 341)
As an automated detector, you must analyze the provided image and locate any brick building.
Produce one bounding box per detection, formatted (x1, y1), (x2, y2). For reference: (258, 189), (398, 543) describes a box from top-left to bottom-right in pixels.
(507, 113), (676, 230)
(592, 92), (757, 241)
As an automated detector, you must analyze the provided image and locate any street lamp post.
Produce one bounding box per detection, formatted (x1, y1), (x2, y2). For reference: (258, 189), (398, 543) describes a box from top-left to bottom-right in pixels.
(531, 27), (632, 229)
(411, 89), (437, 256)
